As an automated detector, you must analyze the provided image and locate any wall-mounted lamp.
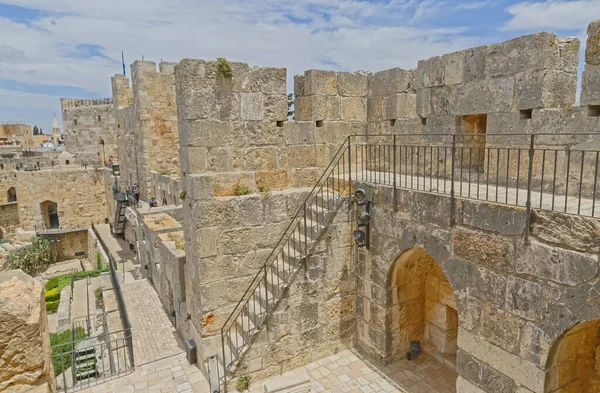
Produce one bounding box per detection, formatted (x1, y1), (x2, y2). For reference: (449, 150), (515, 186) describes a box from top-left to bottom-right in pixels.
(353, 189), (371, 248)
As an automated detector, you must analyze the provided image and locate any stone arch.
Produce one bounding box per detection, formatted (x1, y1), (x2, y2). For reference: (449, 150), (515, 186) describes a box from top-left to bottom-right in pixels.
(387, 247), (458, 369)
(7, 187), (16, 203)
(544, 320), (600, 392)
(40, 200), (59, 229)
(65, 159), (70, 165)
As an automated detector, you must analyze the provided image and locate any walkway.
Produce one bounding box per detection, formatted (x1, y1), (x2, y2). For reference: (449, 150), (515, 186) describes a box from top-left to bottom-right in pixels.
(250, 349), (456, 393)
(94, 223), (138, 282)
(349, 170), (600, 217)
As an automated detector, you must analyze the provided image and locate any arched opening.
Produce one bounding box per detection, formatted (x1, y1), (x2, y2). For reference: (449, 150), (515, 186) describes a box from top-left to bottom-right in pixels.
(65, 159), (70, 165)
(389, 248), (458, 369)
(545, 320), (600, 392)
(40, 201), (59, 229)
(7, 187), (16, 203)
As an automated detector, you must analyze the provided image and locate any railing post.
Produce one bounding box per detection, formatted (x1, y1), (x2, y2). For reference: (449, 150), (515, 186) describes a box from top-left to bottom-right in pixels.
(450, 134), (456, 227)
(393, 135), (397, 211)
(525, 134), (535, 245)
(303, 203), (308, 270)
(347, 137), (352, 195)
(221, 330), (228, 393)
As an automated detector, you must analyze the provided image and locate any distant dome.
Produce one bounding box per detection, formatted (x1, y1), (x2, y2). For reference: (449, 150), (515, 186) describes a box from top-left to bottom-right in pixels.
(58, 151), (74, 165)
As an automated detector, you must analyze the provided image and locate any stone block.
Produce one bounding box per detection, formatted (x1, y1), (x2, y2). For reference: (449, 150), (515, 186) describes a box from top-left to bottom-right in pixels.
(505, 276), (542, 321)
(325, 96), (342, 120)
(429, 86), (455, 116)
(186, 174), (213, 201)
(367, 95), (384, 121)
(304, 70), (337, 96)
(443, 51), (464, 85)
(516, 70), (577, 109)
(264, 94), (288, 121)
(212, 172), (256, 196)
(244, 147), (278, 171)
(461, 201), (526, 235)
(240, 93), (264, 120)
(458, 329), (545, 392)
(369, 68), (414, 96)
(416, 88), (431, 118)
(284, 121), (316, 145)
(186, 146), (208, 173)
(187, 120), (233, 147)
(423, 115), (459, 137)
(464, 45), (487, 83)
(581, 64), (600, 105)
(586, 19), (600, 66)
(457, 349), (482, 385)
(294, 75), (305, 97)
(452, 229), (514, 272)
(256, 170), (290, 190)
(480, 365), (515, 393)
(559, 37), (580, 73)
(486, 32), (560, 77)
(383, 93), (417, 119)
(245, 122), (284, 146)
(438, 280), (456, 309)
(337, 72), (368, 96)
(516, 239), (598, 286)
(341, 97), (367, 121)
(208, 146), (243, 172)
(454, 77), (514, 115)
(530, 209), (600, 253)
(416, 56), (444, 88)
(293, 96), (325, 121)
(469, 266), (507, 309)
(287, 145), (317, 168)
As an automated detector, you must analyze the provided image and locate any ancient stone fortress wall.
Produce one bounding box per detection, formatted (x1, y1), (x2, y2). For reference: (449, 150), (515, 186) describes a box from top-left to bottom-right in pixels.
(174, 58), (356, 376)
(0, 171), (17, 204)
(60, 98), (118, 166)
(110, 62), (180, 200)
(151, 171), (181, 206)
(0, 155), (59, 172)
(0, 202), (19, 235)
(16, 167), (107, 231)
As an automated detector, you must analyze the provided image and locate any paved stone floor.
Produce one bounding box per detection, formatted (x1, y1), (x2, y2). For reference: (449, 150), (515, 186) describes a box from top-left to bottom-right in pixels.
(249, 349), (457, 393)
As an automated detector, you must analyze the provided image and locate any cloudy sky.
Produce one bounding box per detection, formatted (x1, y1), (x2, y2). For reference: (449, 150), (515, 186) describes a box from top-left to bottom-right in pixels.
(0, 0), (598, 132)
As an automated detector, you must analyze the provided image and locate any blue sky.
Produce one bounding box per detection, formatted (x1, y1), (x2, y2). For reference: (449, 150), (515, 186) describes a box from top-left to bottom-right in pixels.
(0, 0), (598, 132)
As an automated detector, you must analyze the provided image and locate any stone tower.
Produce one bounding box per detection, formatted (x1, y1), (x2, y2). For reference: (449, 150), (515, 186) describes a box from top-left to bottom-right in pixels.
(51, 115), (61, 144)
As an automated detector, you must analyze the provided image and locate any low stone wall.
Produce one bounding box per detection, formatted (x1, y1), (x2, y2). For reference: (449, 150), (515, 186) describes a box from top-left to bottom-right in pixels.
(0, 202), (19, 235)
(47, 230), (88, 263)
(150, 171), (181, 207)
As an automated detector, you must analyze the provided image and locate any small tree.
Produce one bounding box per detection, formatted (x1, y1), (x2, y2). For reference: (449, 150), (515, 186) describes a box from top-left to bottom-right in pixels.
(287, 93), (294, 117)
(5, 237), (52, 275)
(33, 125), (39, 135)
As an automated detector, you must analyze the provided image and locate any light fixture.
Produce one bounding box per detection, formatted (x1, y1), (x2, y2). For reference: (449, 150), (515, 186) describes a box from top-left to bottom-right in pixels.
(353, 229), (366, 246)
(358, 211), (371, 224)
(354, 188), (366, 202)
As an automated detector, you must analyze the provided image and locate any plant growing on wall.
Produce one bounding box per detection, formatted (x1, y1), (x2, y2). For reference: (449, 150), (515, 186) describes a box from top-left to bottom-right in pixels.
(5, 236), (51, 275)
(216, 57), (233, 78)
(235, 375), (251, 392)
(179, 191), (186, 201)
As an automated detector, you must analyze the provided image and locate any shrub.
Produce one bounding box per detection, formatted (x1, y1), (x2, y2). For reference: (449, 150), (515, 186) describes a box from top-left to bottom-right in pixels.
(44, 287), (60, 303)
(50, 328), (87, 375)
(94, 286), (103, 301)
(179, 191), (186, 200)
(46, 300), (60, 313)
(96, 252), (102, 270)
(235, 375), (251, 392)
(233, 182), (250, 196)
(216, 57), (233, 77)
(257, 183), (269, 193)
(5, 236), (51, 275)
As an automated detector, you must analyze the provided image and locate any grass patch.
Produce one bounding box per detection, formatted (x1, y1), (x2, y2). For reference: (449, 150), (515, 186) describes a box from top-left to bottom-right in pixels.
(45, 265), (110, 312)
(233, 182), (251, 196)
(235, 375), (251, 392)
(50, 328), (87, 376)
(167, 233), (185, 251)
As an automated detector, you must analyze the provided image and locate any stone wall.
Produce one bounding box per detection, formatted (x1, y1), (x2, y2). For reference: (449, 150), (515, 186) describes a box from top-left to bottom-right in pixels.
(111, 74), (139, 192)
(150, 172), (181, 207)
(0, 124), (34, 148)
(16, 168), (106, 230)
(46, 229), (88, 262)
(0, 172), (17, 205)
(60, 98), (117, 166)
(353, 180), (600, 393)
(0, 270), (55, 393)
(0, 202), (19, 234)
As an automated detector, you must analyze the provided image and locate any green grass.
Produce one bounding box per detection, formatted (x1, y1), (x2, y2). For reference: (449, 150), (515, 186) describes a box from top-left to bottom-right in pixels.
(44, 265), (110, 312)
(50, 328), (87, 376)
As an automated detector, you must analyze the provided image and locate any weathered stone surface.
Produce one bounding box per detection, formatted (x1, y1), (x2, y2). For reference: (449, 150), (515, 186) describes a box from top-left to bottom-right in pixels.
(479, 304), (522, 353)
(341, 97), (367, 121)
(530, 209), (600, 253)
(505, 276), (542, 321)
(461, 201), (526, 235)
(0, 270), (55, 392)
(443, 51), (464, 85)
(456, 377), (487, 393)
(463, 46), (486, 83)
(586, 19), (600, 66)
(581, 64), (600, 105)
(304, 70), (337, 96)
(284, 121), (316, 145)
(516, 240), (598, 286)
(416, 56), (444, 88)
(293, 75), (305, 97)
(452, 229), (514, 272)
(336, 72), (367, 97)
(382, 93), (417, 119)
(559, 37), (580, 73)
(480, 364), (515, 393)
(415, 88), (431, 118)
(516, 70), (577, 109)
(240, 93), (264, 120)
(457, 349), (481, 384)
(370, 68), (414, 96)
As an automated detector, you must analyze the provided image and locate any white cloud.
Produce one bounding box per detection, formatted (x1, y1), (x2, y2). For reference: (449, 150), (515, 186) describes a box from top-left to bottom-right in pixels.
(454, 1), (492, 10)
(0, 0), (486, 129)
(504, 0), (600, 31)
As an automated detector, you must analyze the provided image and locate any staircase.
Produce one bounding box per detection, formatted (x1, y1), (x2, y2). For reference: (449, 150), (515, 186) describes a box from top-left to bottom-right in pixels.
(113, 193), (129, 238)
(73, 347), (98, 382)
(218, 139), (352, 391)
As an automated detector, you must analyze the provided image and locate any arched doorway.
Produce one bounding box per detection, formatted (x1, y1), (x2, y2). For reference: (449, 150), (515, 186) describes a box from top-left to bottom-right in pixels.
(389, 248), (458, 368)
(40, 201), (59, 229)
(7, 187), (16, 203)
(545, 320), (600, 392)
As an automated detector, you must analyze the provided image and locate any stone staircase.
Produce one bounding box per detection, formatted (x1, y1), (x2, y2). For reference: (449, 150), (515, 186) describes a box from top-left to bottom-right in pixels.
(74, 347), (98, 382)
(218, 142), (351, 391)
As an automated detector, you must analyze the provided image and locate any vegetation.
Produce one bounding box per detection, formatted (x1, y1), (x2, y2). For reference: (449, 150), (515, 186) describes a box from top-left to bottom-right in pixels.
(5, 237), (51, 275)
(44, 265), (110, 313)
(216, 57), (233, 78)
(233, 182), (251, 196)
(158, 168), (173, 176)
(287, 93), (294, 117)
(168, 233), (185, 251)
(179, 191), (187, 201)
(96, 252), (103, 270)
(50, 328), (87, 376)
(235, 375), (251, 392)
(94, 286), (103, 301)
(257, 183), (270, 193)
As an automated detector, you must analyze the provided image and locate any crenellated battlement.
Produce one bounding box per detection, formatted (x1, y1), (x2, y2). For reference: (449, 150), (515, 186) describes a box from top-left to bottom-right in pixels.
(60, 97), (113, 108)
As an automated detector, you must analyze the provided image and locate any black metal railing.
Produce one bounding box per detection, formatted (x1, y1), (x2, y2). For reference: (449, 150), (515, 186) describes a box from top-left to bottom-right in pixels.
(217, 132), (600, 390)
